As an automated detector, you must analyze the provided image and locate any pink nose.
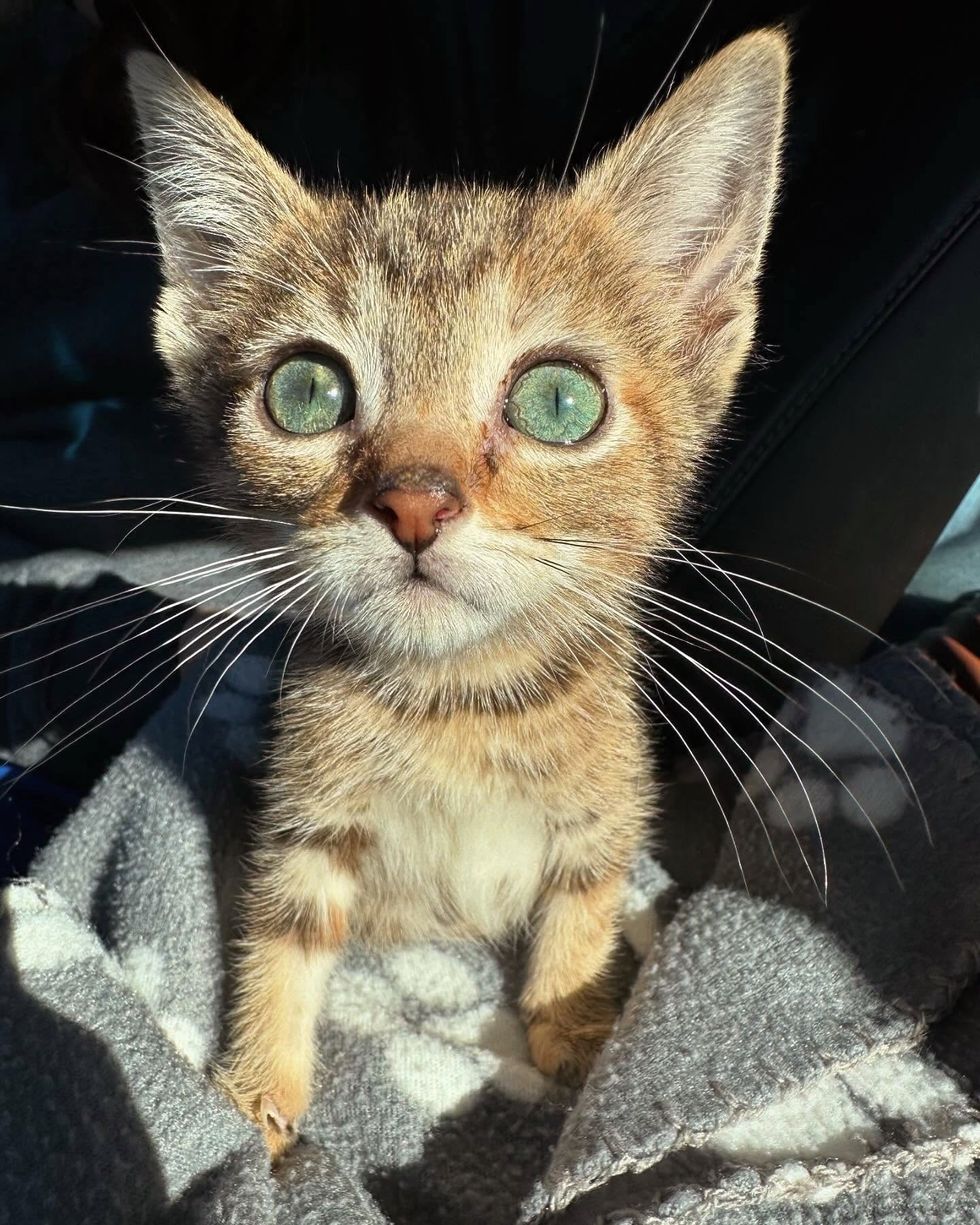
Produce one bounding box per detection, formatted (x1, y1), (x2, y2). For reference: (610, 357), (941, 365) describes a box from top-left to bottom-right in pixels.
(371, 484), (463, 554)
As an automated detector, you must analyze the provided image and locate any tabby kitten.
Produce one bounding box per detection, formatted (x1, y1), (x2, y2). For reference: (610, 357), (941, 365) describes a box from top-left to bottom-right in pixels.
(127, 29), (787, 1159)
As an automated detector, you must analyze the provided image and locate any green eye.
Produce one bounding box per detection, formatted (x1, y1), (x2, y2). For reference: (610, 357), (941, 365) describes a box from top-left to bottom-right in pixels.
(264, 353), (355, 434)
(505, 361), (606, 444)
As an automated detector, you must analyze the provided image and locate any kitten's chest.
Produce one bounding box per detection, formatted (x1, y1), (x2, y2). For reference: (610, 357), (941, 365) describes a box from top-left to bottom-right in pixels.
(353, 776), (550, 943)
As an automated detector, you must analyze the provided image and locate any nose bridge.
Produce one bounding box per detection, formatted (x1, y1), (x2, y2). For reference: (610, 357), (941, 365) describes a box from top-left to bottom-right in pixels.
(374, 463), (462, 501)
(375, 419), (471, 486)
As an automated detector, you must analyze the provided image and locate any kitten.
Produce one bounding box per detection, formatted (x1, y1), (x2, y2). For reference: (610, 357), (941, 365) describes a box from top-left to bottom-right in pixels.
(127, 29), (787, 1159)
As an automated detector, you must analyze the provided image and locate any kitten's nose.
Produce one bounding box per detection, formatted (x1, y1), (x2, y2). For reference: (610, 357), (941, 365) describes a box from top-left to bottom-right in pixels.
(370, 470), (464, 554)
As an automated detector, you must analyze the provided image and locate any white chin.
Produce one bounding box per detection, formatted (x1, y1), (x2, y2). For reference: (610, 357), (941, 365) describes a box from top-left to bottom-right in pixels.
(345, 581), (498, 657)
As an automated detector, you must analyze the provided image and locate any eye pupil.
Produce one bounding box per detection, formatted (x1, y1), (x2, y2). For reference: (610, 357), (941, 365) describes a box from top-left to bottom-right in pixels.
(265, 352), (355, 434)
(505, 361), (605, 444)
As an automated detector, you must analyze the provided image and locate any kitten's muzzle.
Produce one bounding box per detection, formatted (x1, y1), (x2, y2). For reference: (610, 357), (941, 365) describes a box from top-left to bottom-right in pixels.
(369, 467), (464, 555)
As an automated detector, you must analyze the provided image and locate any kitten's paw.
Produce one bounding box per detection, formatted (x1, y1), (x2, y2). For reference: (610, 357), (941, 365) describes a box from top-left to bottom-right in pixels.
(211, 1065), (306, 1162)
(258, 1094), (300, 1161)
(524, 998), (618, 1086)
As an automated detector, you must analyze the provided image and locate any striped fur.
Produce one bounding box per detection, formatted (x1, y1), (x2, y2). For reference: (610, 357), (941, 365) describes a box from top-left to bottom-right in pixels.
(128, 28), (788, 1158)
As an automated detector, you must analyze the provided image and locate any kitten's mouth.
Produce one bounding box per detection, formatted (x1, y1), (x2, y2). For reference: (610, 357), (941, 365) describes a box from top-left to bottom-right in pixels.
(399, 565), (475, 611)
(405, 558), (443, 590)
(403, 570), (445, 596)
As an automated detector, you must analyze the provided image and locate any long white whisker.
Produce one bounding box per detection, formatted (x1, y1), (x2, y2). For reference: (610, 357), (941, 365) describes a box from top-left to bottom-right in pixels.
(108, 485), (211, 552)
(184, 574), (315, 761)
(2, 577), (288, 802)
(544, 561), (813, 896)
(0, 545), (291, 645)
(0, 550), (295, 681)
(533, 557), (750, 891)
(617, 609), (827, 896)
(632, 581), (928, 840)
(279, 581), (332, 706)
(0, 502), (294, 527)
(636, 605), (900, 890)
(558, 12), (605, 187)
(664, 530), (773, 663)
(95, 494), (293, 526)
(8, 567), (303, 767)
(652, 623), (830, 898)
(639, 0), (715, 122)
(650, 614), (800, 709)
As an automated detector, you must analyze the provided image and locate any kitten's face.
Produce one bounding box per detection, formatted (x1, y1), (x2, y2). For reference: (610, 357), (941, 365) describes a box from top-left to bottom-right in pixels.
(129, 32), (787, 662)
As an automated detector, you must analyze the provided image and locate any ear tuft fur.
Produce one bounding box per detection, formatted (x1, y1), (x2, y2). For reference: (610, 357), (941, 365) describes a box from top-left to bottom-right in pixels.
(573, 28), (789, 393)
(126, 51), (306, 286)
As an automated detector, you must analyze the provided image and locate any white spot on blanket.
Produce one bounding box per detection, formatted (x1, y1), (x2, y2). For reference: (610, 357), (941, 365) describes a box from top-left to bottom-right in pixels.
(388, 947), (481, 1010)
(710, 1074), (878, 1164)
(709, 1051), (970, 1166)
(8, 903), (107, 973)
(383, 1032), (488, 1117)
(621, 880), (658, 958)
(118, 942), (207, 1068)
(323, 947), (547, 1118)
(159, 1012), (209, 1069)
(323, 966), (401, 1034)
(4, 883), (115, 976)
(119, 943), (166, 1008)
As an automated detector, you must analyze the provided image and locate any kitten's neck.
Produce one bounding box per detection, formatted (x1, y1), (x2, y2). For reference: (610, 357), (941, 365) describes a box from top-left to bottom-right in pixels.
(302, 618), (636, 721)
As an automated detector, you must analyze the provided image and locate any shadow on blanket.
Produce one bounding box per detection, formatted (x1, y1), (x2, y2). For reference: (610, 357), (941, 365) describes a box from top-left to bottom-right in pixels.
(0, 903), (168, 1220)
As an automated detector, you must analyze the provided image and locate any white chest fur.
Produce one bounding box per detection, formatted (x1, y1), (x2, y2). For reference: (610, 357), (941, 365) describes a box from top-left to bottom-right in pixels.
(352, 781), (549, 943)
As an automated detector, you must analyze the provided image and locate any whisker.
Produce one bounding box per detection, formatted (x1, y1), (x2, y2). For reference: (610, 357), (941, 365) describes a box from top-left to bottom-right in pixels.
(95, 493), (285, 521)
(649, 620), (901, 891)
(183, 573), (315, 762)
(5, 566), (305, 777)
(108, 485), (212, 552)
(628, 614), (827, 897)
(0, 501), (294, 528)
(650, 615), (800, 709)
(543, 560), (813, 896)
(558, 12), (605, 187)
(1, 579), (291, 804)
(639, 0), (715, 122)
(532, 556), (750, 891)
(0, 549), (295, 678)
(631, 581), (928, 841)
(663, 529), (773, 663)
(527, 536), (923, 842)
(279, 582), (332, 706)
(0, 544), (291, 645)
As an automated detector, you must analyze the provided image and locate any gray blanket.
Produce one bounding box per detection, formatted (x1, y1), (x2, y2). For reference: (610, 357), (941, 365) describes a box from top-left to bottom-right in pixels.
(2, 546), (980, 1225)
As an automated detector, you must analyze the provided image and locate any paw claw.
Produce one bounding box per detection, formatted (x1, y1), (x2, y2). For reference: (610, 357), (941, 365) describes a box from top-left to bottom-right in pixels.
(211, 1065), (304, 1162)
(260, 1094), (296, 1137)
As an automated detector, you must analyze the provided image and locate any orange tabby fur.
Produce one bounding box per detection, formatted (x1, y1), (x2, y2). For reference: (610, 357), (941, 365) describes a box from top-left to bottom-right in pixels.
(127, 29), (788, 1159)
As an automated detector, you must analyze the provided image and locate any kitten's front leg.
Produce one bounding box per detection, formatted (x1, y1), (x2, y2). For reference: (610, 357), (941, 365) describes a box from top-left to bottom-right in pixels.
(521, 867), (629, 1086)
(212, 833), (362, 1160)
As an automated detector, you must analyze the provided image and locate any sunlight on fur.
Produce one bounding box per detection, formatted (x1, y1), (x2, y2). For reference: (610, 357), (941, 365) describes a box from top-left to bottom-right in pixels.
(14, 28), (803, 1162)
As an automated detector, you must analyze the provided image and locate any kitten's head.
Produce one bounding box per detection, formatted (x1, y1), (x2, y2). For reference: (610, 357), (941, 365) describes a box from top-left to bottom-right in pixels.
(128, 32), (787, 664)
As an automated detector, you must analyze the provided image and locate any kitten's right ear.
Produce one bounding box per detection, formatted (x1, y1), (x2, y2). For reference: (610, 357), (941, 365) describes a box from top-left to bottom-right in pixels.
(126, 51), (309, 287)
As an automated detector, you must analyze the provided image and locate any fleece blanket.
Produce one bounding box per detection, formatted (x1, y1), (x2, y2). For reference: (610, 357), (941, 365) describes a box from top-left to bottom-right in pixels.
(2, 545), (980, 1225)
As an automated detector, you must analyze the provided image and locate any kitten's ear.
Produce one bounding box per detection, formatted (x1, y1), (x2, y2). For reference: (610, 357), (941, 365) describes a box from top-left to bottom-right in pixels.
(126, 51), (308, 286)
(573, 29), (788, 390)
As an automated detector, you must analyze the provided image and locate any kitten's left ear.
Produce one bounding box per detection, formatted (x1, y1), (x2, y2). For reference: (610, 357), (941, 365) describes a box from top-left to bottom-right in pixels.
(126, 51), (311, 288)
(573, 29), (789, 395)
